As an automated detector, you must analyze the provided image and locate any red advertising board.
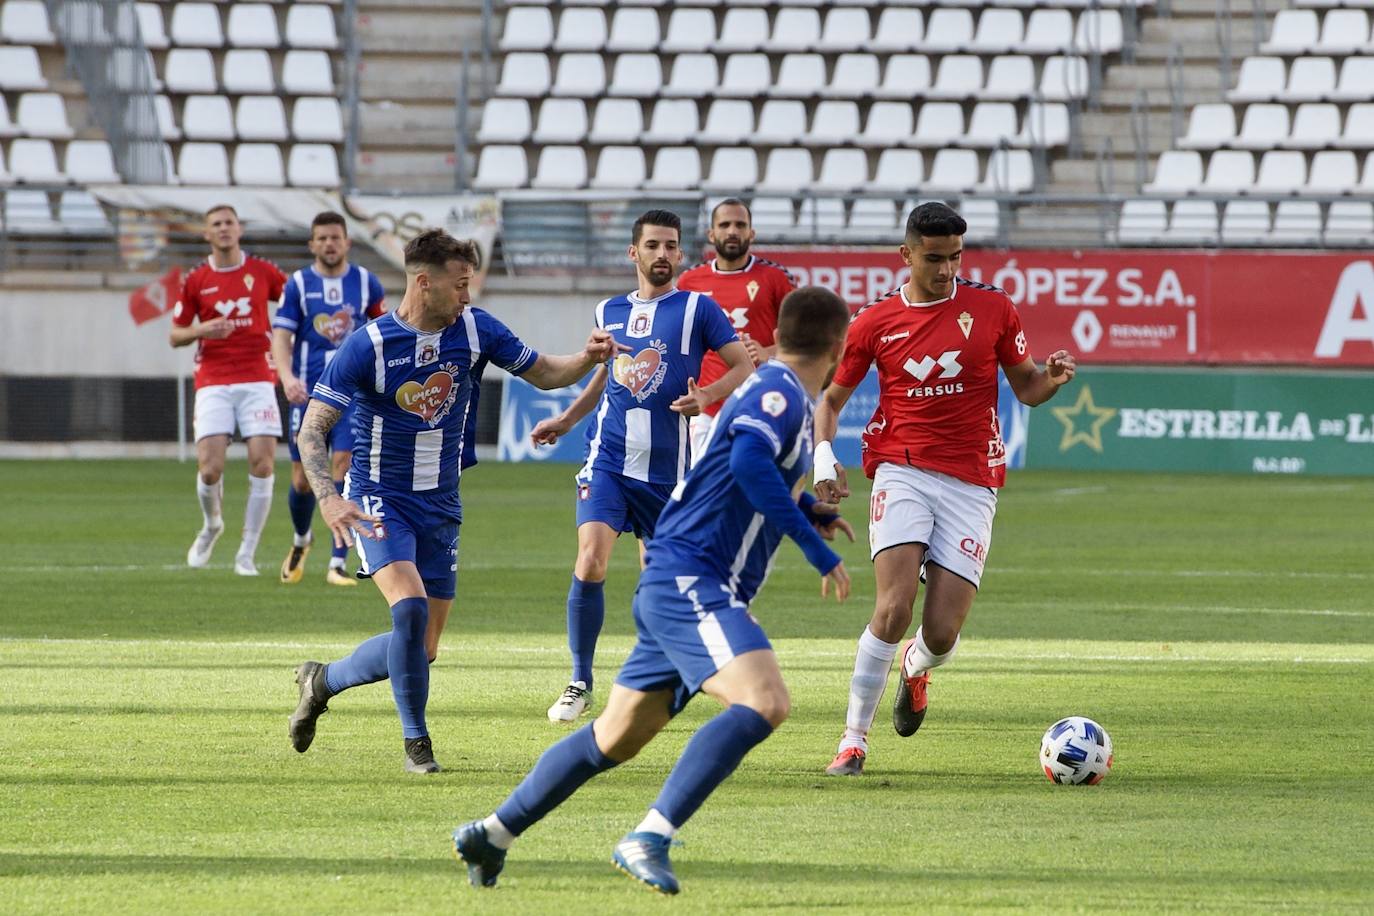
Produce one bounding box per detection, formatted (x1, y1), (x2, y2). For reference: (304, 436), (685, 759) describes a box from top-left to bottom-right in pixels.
(756, 248), (1374, 367)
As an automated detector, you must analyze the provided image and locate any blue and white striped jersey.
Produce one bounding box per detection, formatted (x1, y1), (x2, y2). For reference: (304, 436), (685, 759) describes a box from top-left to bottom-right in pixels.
(581, 287), (738, 485)
(313, 308), (538, 513)
(272, 264), (386, 391)
(646, 360), (815, 605)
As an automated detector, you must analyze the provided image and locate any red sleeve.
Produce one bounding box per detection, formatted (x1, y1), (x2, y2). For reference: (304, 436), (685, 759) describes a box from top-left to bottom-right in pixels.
(777, 266), (798, 293)
(269, 263), (286, 301)
(995, 298), (1029, 368)
(831, 311), (875, 389)
(172, 270), (197, 327)
(366, 297), (386, 319)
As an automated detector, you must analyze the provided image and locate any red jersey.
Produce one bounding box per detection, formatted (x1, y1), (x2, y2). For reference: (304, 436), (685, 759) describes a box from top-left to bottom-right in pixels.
(833, 277), (1029, 489)
(678, 255), (796, 416)
(173, 254), (287, 388)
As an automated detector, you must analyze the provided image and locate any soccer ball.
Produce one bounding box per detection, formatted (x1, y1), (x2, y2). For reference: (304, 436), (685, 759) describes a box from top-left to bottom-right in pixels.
(1040, 716), (1113, 785)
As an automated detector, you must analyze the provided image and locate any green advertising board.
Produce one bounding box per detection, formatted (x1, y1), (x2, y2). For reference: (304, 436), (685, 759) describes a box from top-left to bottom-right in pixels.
(1027, 367), (1374, 476)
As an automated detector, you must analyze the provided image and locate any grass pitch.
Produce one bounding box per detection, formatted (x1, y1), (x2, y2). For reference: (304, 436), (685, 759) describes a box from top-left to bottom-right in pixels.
(2, 460), (1371, 914)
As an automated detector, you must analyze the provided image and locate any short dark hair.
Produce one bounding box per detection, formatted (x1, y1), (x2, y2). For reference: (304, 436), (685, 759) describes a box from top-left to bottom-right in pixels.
(905, 202), (967, 241)
(632, 209), (682, 245)
(204, 203), (238, 220)
(776, 286), (850, 357)
(710, 198), (752, 225)
(310, 211), (347, 236)
(403, 228), (481, 272)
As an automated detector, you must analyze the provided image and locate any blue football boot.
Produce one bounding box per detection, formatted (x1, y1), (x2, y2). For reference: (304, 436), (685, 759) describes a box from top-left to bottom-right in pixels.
(452, 820), (506, 888)
(611, 832), (680, 895)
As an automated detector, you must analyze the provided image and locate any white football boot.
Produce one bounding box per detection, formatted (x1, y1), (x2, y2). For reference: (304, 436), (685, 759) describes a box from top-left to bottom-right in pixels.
(547, 681), (592, 723)
(186, 519), (224, 568)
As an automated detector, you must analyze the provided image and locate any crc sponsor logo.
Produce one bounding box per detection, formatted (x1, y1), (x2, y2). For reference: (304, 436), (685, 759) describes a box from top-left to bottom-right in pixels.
(959, 537), (988, 565)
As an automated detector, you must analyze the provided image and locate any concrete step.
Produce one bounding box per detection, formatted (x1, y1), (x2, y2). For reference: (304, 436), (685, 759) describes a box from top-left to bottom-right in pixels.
(1163, 0), (1286, 15)
(1050, 156), (1150, 192)
(354, 149), (461, 192)
(1097, 87), (1223, 108)
(1104, 63), (1226, 92)
(358, 55), (473, 102)
(356, 7), (479, 54)
(358, 101), (458, 149)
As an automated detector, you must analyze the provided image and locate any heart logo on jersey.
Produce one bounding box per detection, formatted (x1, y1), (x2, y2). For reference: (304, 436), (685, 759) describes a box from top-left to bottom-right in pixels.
(613, 347), (662, 396)
(313, 309), (354, 344)
(396, 371), (455, 424)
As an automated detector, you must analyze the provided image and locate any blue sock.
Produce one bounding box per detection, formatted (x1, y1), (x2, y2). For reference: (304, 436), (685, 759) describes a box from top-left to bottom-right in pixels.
(387, 596), (430, 739)
(566, 576), (605, 688)
(330, 480), (348, 564)
(287, 486), (315, 539)
(651, 705), (774, 828)
(324, 633), (390, 695)
(494, 723), (619, 836)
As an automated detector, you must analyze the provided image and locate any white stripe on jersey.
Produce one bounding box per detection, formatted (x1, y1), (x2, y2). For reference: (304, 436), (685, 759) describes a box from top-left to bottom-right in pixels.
(366, 321), (385, 393)
(358, 266), (371, 307)
(622, 406), (651, 482)
(412, 428), (443, 490)
(676, 413), (688, 481)
(732, 416), (782, 456)
(594, 297), (610, 329)
(781, 421), (806, 470)
(681, 292), (699, 355)
(461, 309), (480, 366)
(579, 393), (614, 481)
(300, 340), (309, 385)
(368, 414), (383, 482)
(727, 513), (765, 599)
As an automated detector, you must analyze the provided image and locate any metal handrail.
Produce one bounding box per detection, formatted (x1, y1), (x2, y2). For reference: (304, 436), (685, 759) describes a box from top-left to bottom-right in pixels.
(342, 0), (362, 192)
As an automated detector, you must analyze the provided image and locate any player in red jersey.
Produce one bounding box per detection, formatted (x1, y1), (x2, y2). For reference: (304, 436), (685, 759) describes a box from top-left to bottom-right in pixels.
(170, 204), (288, 576)
(677, 198), (797, 462)
(816, 203), (1076, 776)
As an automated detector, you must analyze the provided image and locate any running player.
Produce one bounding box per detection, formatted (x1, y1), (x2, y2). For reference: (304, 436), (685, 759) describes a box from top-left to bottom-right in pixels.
(678, 198), (796, 462)
(286, 229), (622, 773)
(271, 211), (386, 586)
(452, 286), (854, 895)
(170, 203), (287, 576)
(817, 202), (1077, 777)
(527, 209), (753, 724)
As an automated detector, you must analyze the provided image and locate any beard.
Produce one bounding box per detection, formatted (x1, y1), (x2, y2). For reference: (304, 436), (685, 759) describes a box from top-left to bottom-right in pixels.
(714, 237), (749, 260)
(646, 262), (674, 285)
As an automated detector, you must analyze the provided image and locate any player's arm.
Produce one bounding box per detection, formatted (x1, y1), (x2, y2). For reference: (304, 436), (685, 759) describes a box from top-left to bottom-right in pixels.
(687, 339), (754, 413)
(168, 305), (231, 347)
(730, 430), (849, 601)
(298, 400), (376, 548)
(530, 364), (607, 446)
(520, 329), (626, 390)
(813, 381), (856, 502)
(271, 328), (307, 404)
(1003, 352), (1076, 406)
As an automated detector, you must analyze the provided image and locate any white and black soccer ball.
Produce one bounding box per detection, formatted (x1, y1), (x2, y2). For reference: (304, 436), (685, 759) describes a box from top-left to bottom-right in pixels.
(1040, 716), (1113, 785)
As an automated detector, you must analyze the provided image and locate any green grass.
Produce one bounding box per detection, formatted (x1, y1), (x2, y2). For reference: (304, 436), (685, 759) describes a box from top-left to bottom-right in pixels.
(2, 460), (1372, 913)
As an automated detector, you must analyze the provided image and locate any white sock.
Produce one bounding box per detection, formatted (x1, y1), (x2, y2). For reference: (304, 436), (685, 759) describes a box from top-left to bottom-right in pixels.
(635, 808), (677, 839)
(329, 556), (346, 570)
(482, 814), (516, 850)
(197, 477), (223, 527)
(903, 627), (960, 677)
(239, 474), (274, 558)
(293, 531), (312, 548)
(838, 626), (900, 753)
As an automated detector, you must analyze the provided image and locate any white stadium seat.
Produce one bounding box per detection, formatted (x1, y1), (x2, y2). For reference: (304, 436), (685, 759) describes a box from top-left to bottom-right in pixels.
(806, 101), (861, 146)
(1116, 199), (1168, 244)
(0, 46), (46, 91)
(59, 190), (111, 230)
(961, 198), (1000, 242)
(136, 3), (169, 49)
(719, 54), (771, 98)
(589, 146), (646, 189)
(500, 7), (552, 52)
(1314, 9), (1368, 53)
(473, 144), (527, 189)
(815, 148), (869, 191)
(233, 142), (285, 185)
(1255, 150), (1307, 192)
(164, 48), (217, 93)
(965, 103), (1019, 148)
(700, 99), (755, 145)
(222, 49), (275, 94)
(644, 147), (701, 190)
(849, 198), (899, 234)
(477, 98), (530, 144)
(2, 0), (55, 44)
(551, 53), (605, 97)
(281, 50), (333, 94)
(1326, 200), (1374, 243)
(913, 101), (966, 146)
(749, 196), (797, 236)
(170, 2), (224, 48)
(871, 149), (925, 192)
(874, 55), (932, 100)
(870, 8), (923, 53)
(1143, 150), (1203, 193)
(226, 4), (278, 48)
(662, 54), (718, 97)
(768, 8), (821, 52)
(1040, 56), (1089, 101)
(177, 141), (230, 185)
(756, 100), (807, 144)
(1022, 9), (1073, 54)
(803, 198), (847, 237)
(606, 8), (658, 53)
(825, 53), (880, 98)
(1283, 57), (1337, 102)
(532, 98), (587, 144)
(155, 95), (181, 139)
(292, 97), (343, 143)
(287, 143), (340, 187)
(925, 148), (980, 191)
(496, 53), (550, 98)
(972, 9), (1024, 54)
(771, 53), (827, 97)
(859, 101), (915, 147)
(181, 95), (234, 140)
(661, 8), (715, 54)
(703, 146), (760, 192)
(607, 54), (662, 98)
(1167, 200), (1219, 242)
(236, 96), (288, 141)
(1221, 200), (1271, 244)
(1179, 103), (1236, 149)
(554, 8), (607, 53)
(919, 9), (974, 53)
(1339, 103), (1374, 147)
(983, 55), (1035, 101)
(981, 148), (1034, 192)
(1284, 104), (1342, 149)
(64, 140), (119, 184)
(1259, 10), (1318, 54)
(1228, 57), (1285, 102)
(1269, 200), (1323, 244)
(818, 9), (871, 52)
(1203, 150), (1256, 192)
(1332, 57), (1374, 101)
(928, 55), (983, 99)
(9, 138), (64, 182)
(1016, 102), (1070, 147)
(1074, 10), (1123, 54)
(1233, 104), (1289, 150)
(4, 189), (60, 233)
(530, 145), (588, 189)
(1307, 150), (1359, 192)
(758, 148), (815, 192)
(587, 98), (642, 145)
(16, 92), (73, 139)
(285, 4), (338, 50)
(642, 99), (698, 145)
(716, 8), (770, 52)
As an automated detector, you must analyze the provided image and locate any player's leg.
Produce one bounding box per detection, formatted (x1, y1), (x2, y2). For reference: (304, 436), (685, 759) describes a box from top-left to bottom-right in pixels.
(233, 382), (281, 576)
(187, 385), (232, 567)
(280, 404), (314, 584)
(367, 558), (441, 772)
(324, 448), (355, 585)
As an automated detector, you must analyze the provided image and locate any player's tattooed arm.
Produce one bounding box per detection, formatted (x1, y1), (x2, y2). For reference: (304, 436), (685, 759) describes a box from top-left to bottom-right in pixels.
(298, 401), (341, 502)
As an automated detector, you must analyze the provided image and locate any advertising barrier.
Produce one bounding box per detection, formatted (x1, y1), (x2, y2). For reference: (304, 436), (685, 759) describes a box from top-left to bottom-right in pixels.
(757, 249), (1374, 368)
(1026, 367), (1374, 476)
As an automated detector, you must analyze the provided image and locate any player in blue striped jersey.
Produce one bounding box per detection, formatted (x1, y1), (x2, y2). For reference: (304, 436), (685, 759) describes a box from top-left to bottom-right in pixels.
(453, 286), (854, 895)
(529, 210), (754, 724)
(286, 229), (622, 774)
(271, 211), (387, 587)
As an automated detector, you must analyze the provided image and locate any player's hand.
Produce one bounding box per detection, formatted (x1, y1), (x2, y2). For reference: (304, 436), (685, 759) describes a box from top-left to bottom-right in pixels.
(740, 333), (765, 367)
(282, 375), (308, 405)
(584, 329), (630, 364)
(820, 561), (851, 602)
(670, 377), (711, 416)
(318, 494), (379, 549)
(815, 464), (850, 503)
(1046, 350), (1076, 386)
(199, 317), (233, 340)
(811, 503), (855, 542)
(531, 415), (572, 446)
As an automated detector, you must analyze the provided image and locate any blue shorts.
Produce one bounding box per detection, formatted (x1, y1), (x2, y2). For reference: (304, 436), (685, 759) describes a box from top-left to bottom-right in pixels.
(574, 467), (674, 539)
(349, 489), (460, 600)
(288, 402), (355, 462)
(615, 569), (773, 716)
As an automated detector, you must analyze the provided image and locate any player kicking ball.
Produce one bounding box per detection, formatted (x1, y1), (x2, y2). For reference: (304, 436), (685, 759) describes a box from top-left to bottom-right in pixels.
(817, 202), (1076, 777)
(452, 286), (853, 895)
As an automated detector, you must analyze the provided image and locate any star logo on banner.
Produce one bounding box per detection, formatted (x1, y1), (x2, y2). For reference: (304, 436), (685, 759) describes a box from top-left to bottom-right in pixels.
(1050, 385), (1117, 453)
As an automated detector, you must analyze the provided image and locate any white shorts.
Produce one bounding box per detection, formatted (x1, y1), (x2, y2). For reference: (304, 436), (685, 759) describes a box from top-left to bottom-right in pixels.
(867, 463), (998, 587)
(688, 413), (715, 466)
(193, 382), (282, 441)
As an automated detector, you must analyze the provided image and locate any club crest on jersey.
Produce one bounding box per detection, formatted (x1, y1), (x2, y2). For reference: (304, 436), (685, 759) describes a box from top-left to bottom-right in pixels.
(746, 280), (760, 302)
(396, 363), (459, 426)
(325, 284), (342, 304)
(312, 309), (355, 345)
(613, 339), (669, 402)
(761, 391), (788, 417)
(627, 311), (654, 339)
(417, 341), (439, 367)
(244, 274), (254, 292)
(957, 311), (974, 339)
